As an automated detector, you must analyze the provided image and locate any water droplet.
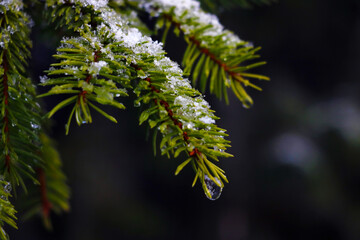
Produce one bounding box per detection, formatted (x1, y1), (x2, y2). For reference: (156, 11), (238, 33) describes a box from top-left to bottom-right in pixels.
(185, 122), (194, 130)
(134, 100), (141, 107)
(79, 108), (88, 124)
(30, 122), (40, 129)
(242, 97), (253, 109)
(203, 174), (222, 200)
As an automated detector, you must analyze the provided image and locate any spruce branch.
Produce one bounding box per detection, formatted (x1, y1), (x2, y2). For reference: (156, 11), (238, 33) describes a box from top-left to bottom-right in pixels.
(41, 1), (233, 199)
(1, 0), (70, 234)
(39, 133), (70, 217)
(128, 0), (269, 106)
(1, 0), (42, 191)
(39, 36), (129, 133)
(132, 64), (232, 199)
(21, 133), (70, 230)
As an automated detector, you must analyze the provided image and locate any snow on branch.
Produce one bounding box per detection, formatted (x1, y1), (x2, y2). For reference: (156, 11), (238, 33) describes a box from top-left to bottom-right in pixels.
(127, 0), (269, 106)
(42, 2), (232, 199)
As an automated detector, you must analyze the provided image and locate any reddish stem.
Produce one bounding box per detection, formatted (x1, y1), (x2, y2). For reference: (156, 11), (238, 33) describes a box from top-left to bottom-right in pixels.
(38, 168), (51, 218)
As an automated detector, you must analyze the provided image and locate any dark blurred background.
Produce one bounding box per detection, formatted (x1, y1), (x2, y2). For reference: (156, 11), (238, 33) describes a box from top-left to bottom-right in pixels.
(10, 0), (360, 239)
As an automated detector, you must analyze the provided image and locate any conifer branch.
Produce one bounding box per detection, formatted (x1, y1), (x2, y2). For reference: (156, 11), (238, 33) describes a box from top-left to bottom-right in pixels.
(33, 134), (70, 230)
(131, 61), (232, 198)
(37, 168), (51, 224)
(41, 1), (232, 199)
(128, 0), (269, 106)
(19, 133), (70, 230)
(1, 1), (70, 234)
(133, 64), (230, 191)
(163, 13), (258, 89)
(39, 36), (129, 132)
(1, 0), (42, 191)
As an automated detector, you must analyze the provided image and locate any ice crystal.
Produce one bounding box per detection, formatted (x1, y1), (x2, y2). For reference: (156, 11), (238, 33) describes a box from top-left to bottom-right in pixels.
(88, 61), (107, 75)
(163, 76), (192, 92)
(198, 116), (215, 125)
(40, 75), (49, 83)
(0, 25), (18, 48)
(174, 95), (215, 129)
(0, 0), (23, 12)
(3, 182), (11, 194)
(98, 9), (164, 57)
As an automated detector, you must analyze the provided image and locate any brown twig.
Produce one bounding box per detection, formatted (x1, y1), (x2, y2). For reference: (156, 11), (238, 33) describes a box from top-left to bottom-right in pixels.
(38, 168), (51, 218)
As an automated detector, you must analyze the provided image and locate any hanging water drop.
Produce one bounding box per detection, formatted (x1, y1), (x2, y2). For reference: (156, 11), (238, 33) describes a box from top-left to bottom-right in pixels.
(203, 174), (222, 200)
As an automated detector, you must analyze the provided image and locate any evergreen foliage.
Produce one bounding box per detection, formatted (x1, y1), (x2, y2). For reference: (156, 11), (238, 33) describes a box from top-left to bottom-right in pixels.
(0, 0), (268, 238)
(0, 180), (16, 240)
(0, 0), (69, 238)
(136, 0), (270, 105)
